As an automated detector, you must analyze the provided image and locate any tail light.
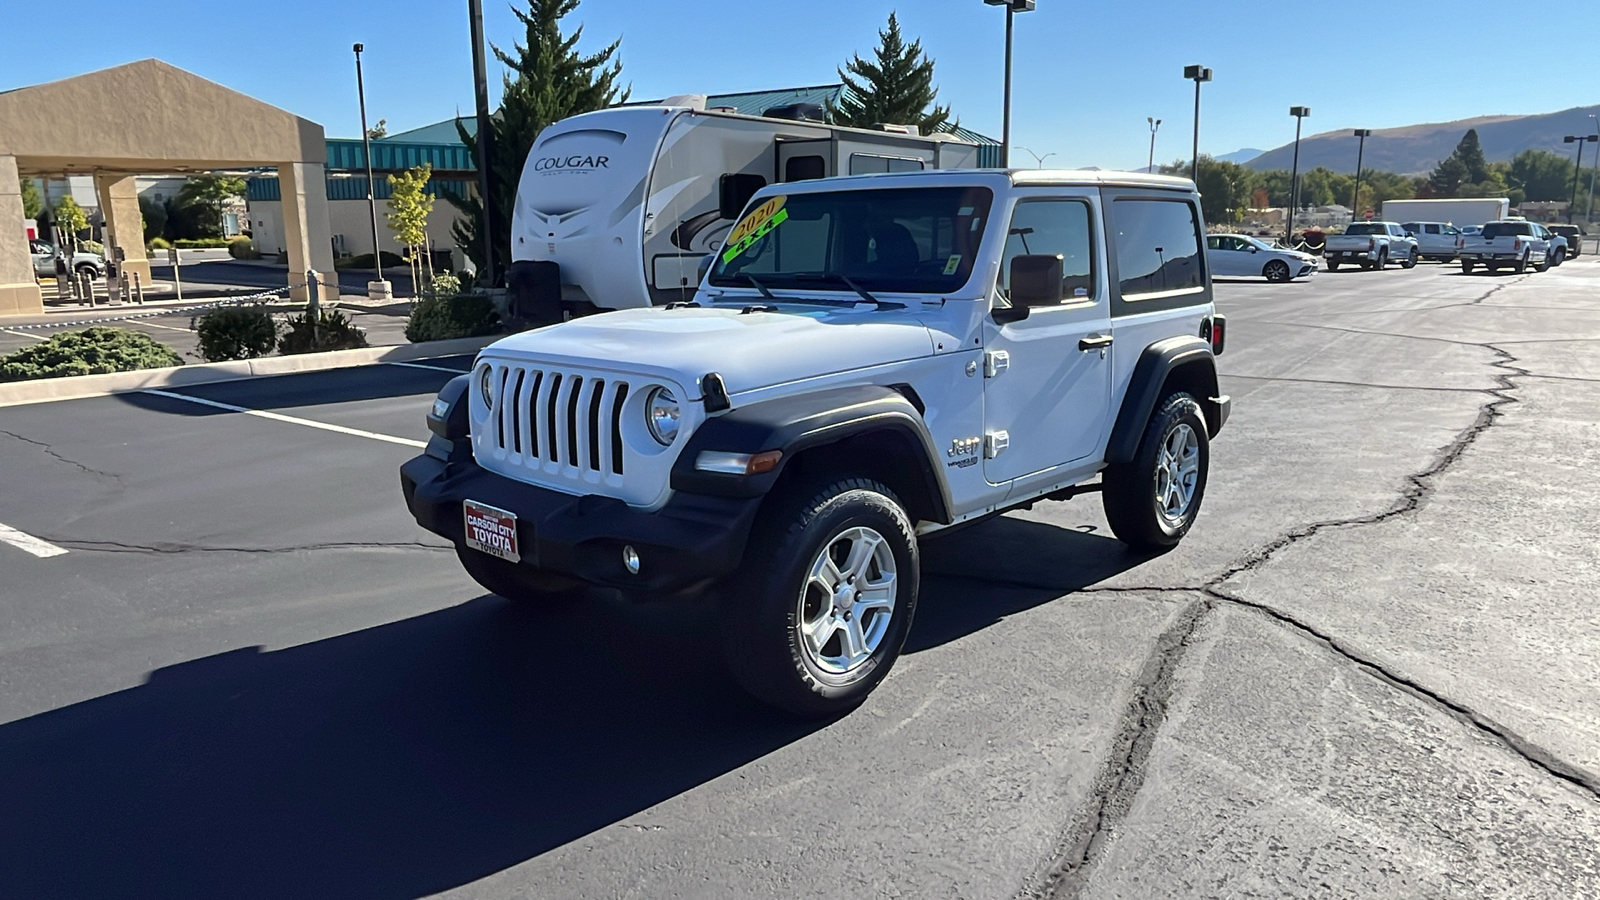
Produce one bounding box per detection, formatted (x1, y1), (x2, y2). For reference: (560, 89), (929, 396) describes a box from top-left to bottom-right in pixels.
(1201, 315), (1226, 355)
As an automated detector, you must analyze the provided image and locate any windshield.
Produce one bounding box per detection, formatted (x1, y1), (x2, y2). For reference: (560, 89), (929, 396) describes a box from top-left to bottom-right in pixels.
(1344, 223), (1384, 235)
(708, 186), (994, 294)
(1481, 222), (1531, 239)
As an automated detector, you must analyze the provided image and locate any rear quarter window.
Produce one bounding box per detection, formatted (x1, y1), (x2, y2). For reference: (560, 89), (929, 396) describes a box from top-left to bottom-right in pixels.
(1112, 198), (1204, 300)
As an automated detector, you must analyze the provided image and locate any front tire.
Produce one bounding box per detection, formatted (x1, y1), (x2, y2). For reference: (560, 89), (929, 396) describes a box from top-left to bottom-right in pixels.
(1102, 393), (1210, 551)
(1400, 247), (1417, 269)
(722, 478), (919, 717)
(1263, 259), (1291, 282)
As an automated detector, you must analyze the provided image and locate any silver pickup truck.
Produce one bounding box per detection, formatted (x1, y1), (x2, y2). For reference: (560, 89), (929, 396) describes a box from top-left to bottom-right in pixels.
(1323, 222), (1419, 271)
(1459, 220), (1549, 274)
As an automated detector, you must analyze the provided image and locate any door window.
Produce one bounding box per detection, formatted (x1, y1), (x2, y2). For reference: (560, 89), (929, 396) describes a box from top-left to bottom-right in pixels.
(1112, 199), (1203, 299)
(998, 199), (1096, 305)
(784, 155), (826, 182)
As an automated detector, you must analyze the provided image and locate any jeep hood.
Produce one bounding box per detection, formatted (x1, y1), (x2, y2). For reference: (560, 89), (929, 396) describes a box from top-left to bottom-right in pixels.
(480, 304), (937, 398)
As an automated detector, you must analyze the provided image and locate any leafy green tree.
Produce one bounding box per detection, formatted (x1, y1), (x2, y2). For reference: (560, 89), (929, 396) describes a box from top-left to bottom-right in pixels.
(1188, 156), (1253, 224)
(1507, 149), (1570, 201)
(387, 163), (437, 294)
(139, 196), (168, 244)
(175, 174), (247, 238)
(366, 119), (388, 140)
(828, 12), (953, 134)
(447, 0), (628, 277)
(20, 177), (43, 220)
(55, 196), (88, 249)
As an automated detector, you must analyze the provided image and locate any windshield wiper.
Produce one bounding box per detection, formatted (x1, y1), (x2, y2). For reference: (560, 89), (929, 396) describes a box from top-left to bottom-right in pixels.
(736, 272), (775, 300)
(790, 273), (905, 309)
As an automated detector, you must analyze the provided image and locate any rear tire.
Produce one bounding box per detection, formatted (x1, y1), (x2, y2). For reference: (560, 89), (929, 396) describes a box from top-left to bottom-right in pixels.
(1515, 252), (1529, 274)
(1375, 249), (1389, 270)
(1461, 260), (1475, 274)
(721, 478), (918, 717)
(1102, 393), (1210, 551)
(1326, 259), (1341, 271)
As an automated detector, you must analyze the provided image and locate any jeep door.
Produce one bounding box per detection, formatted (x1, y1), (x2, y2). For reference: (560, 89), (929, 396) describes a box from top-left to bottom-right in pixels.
(980, 192), (1112, 485)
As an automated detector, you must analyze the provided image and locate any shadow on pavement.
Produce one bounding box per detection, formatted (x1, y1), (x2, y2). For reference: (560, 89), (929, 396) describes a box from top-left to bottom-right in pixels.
(0, 518), (1141, 899)
(111, 357), (476, 418)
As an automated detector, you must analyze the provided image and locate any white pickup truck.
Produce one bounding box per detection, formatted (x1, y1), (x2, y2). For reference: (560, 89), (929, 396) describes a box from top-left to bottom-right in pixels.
(1458, 220), (1549, 274)
(1323, 222), (1419, 271)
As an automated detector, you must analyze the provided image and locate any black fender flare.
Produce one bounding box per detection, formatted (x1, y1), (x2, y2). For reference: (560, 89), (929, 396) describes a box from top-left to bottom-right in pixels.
(670, 384), (953, 523)
(1106, 337), (1225, 465)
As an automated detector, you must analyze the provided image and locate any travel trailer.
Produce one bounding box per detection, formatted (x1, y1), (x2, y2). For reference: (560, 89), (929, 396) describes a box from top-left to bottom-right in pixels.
(506, 99), (981, 315)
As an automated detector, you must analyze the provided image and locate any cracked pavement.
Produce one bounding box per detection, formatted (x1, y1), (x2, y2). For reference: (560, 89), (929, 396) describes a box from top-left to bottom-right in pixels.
(1, 263), (1598, 898)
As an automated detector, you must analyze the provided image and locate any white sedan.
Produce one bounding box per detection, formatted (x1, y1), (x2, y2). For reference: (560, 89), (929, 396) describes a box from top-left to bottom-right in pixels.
(1206, 234), (1319, 282)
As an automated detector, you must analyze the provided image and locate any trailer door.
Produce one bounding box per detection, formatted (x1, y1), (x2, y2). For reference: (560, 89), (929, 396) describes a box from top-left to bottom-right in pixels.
(777, 138), (832, 183)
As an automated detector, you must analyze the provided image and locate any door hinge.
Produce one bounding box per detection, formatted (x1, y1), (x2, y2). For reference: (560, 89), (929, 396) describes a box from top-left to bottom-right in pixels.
(984, 350), (1010, 378)
(984, 430), (1010, 458)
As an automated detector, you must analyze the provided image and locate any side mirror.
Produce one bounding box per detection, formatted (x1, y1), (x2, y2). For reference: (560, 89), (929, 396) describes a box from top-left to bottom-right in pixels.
(1249, 246), (1258, 253)
(718, 173), (767, 221)
(996, 254), (1065, 323)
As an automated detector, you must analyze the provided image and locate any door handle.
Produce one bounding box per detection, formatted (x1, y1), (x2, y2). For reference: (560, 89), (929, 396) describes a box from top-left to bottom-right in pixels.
(1078, 335), (1113, 352)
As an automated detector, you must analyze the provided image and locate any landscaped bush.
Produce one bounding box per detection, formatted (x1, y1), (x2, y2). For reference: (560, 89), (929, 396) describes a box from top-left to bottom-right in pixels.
(0, 327), (182, 382)
(148, 237), (173, 251)
(227, 237), (261, 260)
(426, 273), (462, 298)
(78, 240), (105, 255)
(405, 292), (501, 343)
(195, 306), (277, 361)
(277, 309), (369, 355)
(334, 251), (406, 270)
(172, 238), (233, 249)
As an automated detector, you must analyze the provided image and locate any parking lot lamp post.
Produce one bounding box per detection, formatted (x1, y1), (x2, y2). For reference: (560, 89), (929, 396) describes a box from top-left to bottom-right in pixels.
(468, 0), (497, 284)
(1587, 115), (1598, 227)
(1351, 129), (1371, 219)
(1017, 147), (1055, 168)
(1147, 117), (1161, 172)
(985, 0), (1036, 168)
(1286, 106), (1310, 245)
(353, 43), (383, 293)
(1564, 135), (1594, 225)
(1183, 65), (1211, 181)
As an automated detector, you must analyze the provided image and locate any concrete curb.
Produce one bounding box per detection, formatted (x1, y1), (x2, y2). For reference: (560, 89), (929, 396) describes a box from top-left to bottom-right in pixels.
(0, 335), (494, 408)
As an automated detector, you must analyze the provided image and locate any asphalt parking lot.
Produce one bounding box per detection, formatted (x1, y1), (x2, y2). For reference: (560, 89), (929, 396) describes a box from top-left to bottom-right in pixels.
(2, 259), (1598, 898)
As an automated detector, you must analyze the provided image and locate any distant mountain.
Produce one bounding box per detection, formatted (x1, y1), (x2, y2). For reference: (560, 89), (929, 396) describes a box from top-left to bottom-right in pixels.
(1243, 105), (1600, 175)
(1217, 148), (1264, 164)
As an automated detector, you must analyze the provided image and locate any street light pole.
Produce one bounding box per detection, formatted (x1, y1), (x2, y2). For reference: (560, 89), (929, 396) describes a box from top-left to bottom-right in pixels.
(1351, 129), (1371, 220)
(985, 0), (1035, 168)
(353, 43), (384, 296)
(468, 0), (497, 285)
(1587, 114), (1599, 227)
(1563, 135), (1593, 225)
(1017, 147), (1055, 168)
(1183, 65), (1212, 181)
(1286, 106), (1310, 245)
(1147, 117), (1161, 172)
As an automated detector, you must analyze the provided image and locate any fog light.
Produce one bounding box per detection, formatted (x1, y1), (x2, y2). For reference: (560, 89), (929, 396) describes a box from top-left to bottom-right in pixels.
(622, 545), (641, 575)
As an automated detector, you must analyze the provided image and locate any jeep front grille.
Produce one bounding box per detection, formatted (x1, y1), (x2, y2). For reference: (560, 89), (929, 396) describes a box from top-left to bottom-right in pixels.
(482, 362), (630, 479)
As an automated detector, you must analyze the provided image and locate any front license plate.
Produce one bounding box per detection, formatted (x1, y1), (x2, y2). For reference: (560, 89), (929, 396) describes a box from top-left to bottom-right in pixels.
(463, 500), (520, 563)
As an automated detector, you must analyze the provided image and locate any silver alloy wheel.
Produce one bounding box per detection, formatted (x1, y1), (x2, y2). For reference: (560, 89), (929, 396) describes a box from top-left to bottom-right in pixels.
(1153, 422), (1201, 527)
(796, 525), (898, 676)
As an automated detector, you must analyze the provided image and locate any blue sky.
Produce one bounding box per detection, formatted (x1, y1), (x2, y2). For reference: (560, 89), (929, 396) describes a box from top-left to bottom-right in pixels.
(4, 1), (1587, 170)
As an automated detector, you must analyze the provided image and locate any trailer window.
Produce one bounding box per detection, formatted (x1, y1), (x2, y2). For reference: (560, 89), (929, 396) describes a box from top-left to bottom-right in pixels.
(785, 155), (826, 181)
(848, 154), (926, 175)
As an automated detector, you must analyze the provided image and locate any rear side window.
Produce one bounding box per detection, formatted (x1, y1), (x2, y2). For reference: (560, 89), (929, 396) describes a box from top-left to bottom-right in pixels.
(1112, 199), (1204, 299)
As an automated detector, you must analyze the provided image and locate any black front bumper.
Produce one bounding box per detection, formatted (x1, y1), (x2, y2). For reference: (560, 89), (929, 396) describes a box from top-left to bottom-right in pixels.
(401, 452), (764, 595)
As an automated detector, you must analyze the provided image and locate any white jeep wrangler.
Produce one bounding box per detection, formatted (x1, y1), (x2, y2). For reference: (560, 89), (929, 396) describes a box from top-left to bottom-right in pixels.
(402, 169), (1229, 716)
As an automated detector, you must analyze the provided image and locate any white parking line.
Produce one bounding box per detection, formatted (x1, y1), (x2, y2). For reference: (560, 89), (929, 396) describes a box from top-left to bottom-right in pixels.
(0, 522), (68, 558)
(1, 329), (47, 341)
(127, 319), (193, 333)
(387, 361), (471, 374)
(141, 389), (428, 448)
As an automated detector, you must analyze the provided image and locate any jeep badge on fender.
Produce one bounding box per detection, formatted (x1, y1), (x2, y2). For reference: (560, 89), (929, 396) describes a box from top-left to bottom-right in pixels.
(401, 168), (1229, 718)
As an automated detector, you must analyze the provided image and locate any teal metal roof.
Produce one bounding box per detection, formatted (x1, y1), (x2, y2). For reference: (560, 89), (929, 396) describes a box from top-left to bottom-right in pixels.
(247, 176), (472, 202)
(380, 119), (476, 144)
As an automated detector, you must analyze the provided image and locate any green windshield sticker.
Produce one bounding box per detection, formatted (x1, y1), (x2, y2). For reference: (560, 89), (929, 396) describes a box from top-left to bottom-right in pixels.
(721, 196), (789, 264)
(943, 254), (962, 275)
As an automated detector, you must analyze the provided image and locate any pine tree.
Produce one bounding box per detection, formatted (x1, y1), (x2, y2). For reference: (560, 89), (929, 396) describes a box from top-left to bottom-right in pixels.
(446, 0), (628, 279)
(828, 12), (953, 134)
(1425, 156), (1470, 198)
(1454, 129), (1490, 184)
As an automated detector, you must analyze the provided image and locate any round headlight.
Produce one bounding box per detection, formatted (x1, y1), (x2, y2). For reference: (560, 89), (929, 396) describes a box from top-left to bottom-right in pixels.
(646, 387), (681, 445)
(479, 365), (495, 409)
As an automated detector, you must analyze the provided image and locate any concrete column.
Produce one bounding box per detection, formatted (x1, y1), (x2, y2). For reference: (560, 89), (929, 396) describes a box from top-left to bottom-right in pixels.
(0, 155), (44, 318)
(278, 162), (338, 302)
(92, 173), (151, 287)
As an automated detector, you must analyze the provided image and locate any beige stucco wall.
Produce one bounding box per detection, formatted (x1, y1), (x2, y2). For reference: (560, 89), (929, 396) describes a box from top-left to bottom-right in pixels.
(250, 197), (464, 273)
(278, 163), (338, 302)
(93, 174), (151, 286)
(0, 155), (44, 316)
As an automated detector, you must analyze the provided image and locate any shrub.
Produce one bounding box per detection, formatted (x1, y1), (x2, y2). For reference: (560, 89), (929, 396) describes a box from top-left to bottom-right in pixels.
(148, 237), (173, 251)
(405, 293), (501, 343)
(277, 309), (369, 355)
(334, 251), (406, 270)
(195, 306), (277, 362)
(0, 327), (182, 382)
(227, 237), (261, 260)
(79, 240), (105, 256)
(425, 272), (462, 299)
(172, 238), (232, 249)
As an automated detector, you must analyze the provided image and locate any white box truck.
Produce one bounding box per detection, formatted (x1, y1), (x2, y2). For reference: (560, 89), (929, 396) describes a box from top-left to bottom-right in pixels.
(1379, 198), (1509, 228)
(505, 98), (981, 315)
